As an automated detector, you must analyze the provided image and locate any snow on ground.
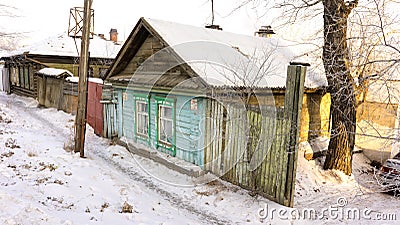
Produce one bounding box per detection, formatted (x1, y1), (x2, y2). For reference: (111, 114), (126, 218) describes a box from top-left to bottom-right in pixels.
(0, 93), (290, 225)
(0, 92), (398, 225)
(295, 144), (399, 224)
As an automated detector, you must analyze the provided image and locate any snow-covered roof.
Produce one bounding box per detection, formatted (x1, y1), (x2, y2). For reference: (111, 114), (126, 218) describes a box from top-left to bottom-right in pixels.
(141, 18), (327, 89)
(36, 68), (73, 78)
(66, 76), (104, 84)
(4, 33), (122, 59)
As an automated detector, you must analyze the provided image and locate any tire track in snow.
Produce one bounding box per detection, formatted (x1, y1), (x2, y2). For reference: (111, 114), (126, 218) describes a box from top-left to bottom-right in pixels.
(92, 150), (233, 225)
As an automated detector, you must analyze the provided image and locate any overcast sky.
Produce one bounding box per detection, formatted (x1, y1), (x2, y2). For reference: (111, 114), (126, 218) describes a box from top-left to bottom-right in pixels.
(1, 0), (284, 46)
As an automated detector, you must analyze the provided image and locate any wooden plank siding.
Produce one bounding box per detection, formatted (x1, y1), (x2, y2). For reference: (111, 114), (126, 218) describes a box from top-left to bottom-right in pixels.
(102, 85), (119, 138)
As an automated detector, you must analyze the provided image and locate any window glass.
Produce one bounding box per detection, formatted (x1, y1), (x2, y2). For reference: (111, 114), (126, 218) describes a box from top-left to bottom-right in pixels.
(158, 105), (173, 145)
(136, 101), (149, 136)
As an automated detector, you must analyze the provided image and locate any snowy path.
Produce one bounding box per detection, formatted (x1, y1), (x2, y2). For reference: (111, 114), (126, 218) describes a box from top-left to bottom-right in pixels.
(1, 92), (398, 225)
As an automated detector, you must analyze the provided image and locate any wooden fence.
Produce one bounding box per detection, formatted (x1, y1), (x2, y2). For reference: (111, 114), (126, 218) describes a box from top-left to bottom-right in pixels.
(204, 64), (306, 207)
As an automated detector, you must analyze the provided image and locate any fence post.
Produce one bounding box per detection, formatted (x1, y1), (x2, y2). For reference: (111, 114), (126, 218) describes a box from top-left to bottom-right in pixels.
(283, 63), (307, 207)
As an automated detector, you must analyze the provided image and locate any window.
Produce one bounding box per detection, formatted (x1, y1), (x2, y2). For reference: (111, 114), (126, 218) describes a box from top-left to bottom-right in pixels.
(136, 100), (149, 137)
(158, 104), (174, 146)
(155, 96), (175, 155)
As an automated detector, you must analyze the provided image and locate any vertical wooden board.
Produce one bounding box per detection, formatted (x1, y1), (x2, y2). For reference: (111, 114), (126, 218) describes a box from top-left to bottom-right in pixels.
(233, 106), (241, 184)
(225, 103), (234, 179)
(259, 114), (272, 192)
(284, 65), (307, 207)
(117, 90), (123, 138)
(209, 101), (216, 171)
(225, 104), (231, 180)
(273, 117), (282, 199)
(228, 105), (237, 183)
(269, 118), (281, 196)
(149, 97), (157, 149)
(253, 111), (264, 190)
(122, 90), (135, 140)
(213, 101), (218, 173)
(263, 115), (274, 193)
(229, 106), (237, 183)
(204, 99), (211, 171)
(245, 110), (252, 188)
(227, 106), (234, 179)
(253, 111), (262, 189)
(275, 118), (287, 201)
(256, 115), (266, 191)
(235, 107), (243, 185)
(245, 110), (251, 187)
(237, 107), (246, 186)
(241, 108), (248, 186)
(208, 99), (216, 172)
(103, 104), (108, 137)
(218, 102), (224, 175)
(278, 120), (290, 204)
(213, 100), (221, 174)
(197, 98), (206, 167)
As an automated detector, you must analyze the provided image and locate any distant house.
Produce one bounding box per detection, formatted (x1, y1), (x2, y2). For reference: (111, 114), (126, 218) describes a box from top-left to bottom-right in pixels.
(1, 32), (122, 97)
(356, 78), (400, 162)
(103, 17), (329, 167)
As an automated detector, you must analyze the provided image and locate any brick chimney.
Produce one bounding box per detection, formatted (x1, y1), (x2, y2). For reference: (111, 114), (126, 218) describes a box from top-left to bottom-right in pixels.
(255, 25), (275, 38)
(109, 28), (118, 42)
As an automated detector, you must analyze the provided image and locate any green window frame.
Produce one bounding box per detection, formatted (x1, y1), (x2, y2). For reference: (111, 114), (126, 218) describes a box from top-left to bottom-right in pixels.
(134, 95), (150, 141)
(155, 96), (176, 155)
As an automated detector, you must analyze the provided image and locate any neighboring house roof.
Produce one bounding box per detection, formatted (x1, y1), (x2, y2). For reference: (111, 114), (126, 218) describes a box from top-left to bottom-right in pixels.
(107, 17), (327, 89)
(366, 79), (400, 104)
(36, 68), (73, 78)
(3, 33), (122, 59)
(66, 76), (104, 84)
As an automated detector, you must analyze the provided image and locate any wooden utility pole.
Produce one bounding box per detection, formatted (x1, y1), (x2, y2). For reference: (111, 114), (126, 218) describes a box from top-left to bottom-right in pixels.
(74, 0), (93, 157)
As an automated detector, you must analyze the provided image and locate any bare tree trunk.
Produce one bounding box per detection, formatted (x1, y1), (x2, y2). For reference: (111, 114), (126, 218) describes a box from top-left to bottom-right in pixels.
(322, 0), (358, 175)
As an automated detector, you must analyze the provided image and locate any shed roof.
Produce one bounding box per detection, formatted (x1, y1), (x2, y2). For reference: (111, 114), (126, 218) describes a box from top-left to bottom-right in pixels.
(36, 68), (73, 78)
(66, 77), (104, 84)
(107, 18), (327, 89)
(4, 33), (122, 59)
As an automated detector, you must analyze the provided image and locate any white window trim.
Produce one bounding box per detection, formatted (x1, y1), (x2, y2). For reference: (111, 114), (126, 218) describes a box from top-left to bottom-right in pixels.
(136, 100), (149, 137)
(158, 104), (174, 146)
